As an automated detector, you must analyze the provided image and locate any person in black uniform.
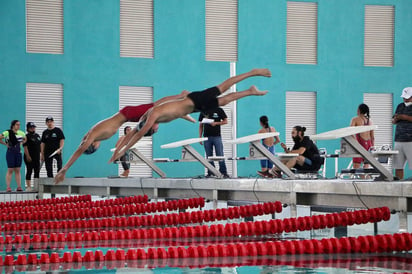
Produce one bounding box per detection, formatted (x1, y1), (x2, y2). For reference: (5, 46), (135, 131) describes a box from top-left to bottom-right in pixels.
(41, 116), (65, 178)
(23, 122), (41, 191)
(199, 107), (230, 178)
(270, 126), (323, 177)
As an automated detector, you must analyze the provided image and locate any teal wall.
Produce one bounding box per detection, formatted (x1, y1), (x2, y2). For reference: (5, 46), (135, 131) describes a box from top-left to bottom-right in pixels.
(236, 0), (412, 177)
(0, 0), (411, 188)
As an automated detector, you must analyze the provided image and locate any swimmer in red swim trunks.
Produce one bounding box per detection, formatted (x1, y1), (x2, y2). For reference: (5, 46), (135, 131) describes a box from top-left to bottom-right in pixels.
(110, 68), (272, 162)
(350, 103), (375, 171)
(54, 91), (194, 184)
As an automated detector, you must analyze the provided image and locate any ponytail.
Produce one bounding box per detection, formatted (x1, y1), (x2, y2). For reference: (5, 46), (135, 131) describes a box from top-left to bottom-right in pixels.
(294, 126), (306, 136)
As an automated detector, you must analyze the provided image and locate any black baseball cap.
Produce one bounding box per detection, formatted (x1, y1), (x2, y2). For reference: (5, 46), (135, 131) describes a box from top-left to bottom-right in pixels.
(45, 116), (54, 122)
(26, 122), (36, 128)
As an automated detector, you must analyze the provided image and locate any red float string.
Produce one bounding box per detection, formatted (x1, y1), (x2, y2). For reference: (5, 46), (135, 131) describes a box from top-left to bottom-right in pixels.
(0, 206), (391, 250)
(0, 233), (411, 269)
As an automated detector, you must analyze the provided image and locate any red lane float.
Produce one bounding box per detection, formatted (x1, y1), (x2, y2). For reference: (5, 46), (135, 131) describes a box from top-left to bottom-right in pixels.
(0, 196), (200, 222)
(0, 195), (91, 209)
(2, 200), (281, 233)
(0, 206), (391, 249)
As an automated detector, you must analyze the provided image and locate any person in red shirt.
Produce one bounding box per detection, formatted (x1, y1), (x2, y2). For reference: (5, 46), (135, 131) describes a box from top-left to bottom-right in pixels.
(54, 91), (193, 184)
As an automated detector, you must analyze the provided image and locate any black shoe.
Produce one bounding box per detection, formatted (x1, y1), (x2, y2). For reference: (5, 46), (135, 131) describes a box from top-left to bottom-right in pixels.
(222, 174), (230, 179)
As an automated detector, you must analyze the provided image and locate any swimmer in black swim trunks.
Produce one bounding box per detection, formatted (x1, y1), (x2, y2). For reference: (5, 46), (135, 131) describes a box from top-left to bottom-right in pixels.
(110, 68), (272, 162)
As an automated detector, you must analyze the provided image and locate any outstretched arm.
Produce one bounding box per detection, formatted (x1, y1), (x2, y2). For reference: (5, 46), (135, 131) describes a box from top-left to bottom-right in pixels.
(54, 134), (94, 184)
(115, 128), (137, 152)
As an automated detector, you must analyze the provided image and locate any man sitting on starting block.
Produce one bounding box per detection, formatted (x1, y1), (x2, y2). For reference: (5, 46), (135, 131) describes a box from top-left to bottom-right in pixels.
(110, 68), (272, 162)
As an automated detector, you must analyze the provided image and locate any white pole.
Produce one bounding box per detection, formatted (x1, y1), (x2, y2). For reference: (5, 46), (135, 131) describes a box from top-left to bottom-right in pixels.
(230, 62), (237, 177)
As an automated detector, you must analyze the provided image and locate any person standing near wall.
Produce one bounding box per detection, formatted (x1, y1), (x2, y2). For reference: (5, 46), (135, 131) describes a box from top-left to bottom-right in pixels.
(199, 107), (230, 178)
(392, 87), (412, 180)
(41, 116), (65, 178)
(115, 126), (132, 177)
(257, 115), (280, 178)
(0, 120), (26, 191)
(350, 103), (374, 170)
(23, 122), (41, 191)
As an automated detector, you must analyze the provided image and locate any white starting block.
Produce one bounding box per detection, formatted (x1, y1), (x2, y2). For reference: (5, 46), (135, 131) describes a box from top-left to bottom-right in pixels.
(311, 125), (397, 181)
(225, 132), (296, 179)
(161, 137), (223, 178)
(112, 140), (166, 178)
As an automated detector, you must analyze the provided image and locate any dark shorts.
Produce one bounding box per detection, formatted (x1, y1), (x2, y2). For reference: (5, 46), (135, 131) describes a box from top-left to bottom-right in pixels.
(295, 157), (321, 171)
(187, 86), (220, 113)
(6, 150), (22, 168)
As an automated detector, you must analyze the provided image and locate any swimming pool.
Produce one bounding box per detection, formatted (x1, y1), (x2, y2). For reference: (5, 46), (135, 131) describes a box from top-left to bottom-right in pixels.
(0, 195), (410, 273)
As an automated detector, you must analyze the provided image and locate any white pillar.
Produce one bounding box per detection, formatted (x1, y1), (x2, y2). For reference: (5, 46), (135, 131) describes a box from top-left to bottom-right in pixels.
(230, 62), (237, 177)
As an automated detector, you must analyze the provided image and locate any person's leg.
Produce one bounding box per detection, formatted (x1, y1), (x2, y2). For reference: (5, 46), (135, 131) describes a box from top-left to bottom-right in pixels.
(25, 159), (33, 190)
(267, 146), (275, 170)
(5, 151), (13, 191)
(25, 179), (31, 190)
(120, 155), (127, 168)
(216, 68), (271, 94)
(153, 90), (190, 106)
(6, 168), (13, 191)
(261, 145), (274, 172)
(403, 141), (412, 177)
(218, 86), (267, 106)
(287, 157), (299, 169)
(260, 159), (268, 172)
(392, 142), (405, 180)
(45, 157), (53, 178)
(269, 157), (297, 178)
(203, 138), (215, 175)
(120, 153), (130, 177)
(33, 159), (40, 179)
(124, 153), (130, 177)
(56, 154), (63, 172)
(30, 159), (40, 191)
(14, 167), (22, 190)
(214, 137), (228, 175)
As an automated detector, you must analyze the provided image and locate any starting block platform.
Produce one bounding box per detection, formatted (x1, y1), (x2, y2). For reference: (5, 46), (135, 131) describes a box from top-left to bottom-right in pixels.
(311, 125), (397, 181)
(112, 140), (166, 178)
(161, 137), (224, 178)
(225, 132), (296, 179)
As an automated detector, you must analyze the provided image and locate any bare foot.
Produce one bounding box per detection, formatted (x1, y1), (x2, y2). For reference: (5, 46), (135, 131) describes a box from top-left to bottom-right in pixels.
(249, 85), (268, 95)
(252, 68), (272, 77)
(54, 169), (67, 184)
